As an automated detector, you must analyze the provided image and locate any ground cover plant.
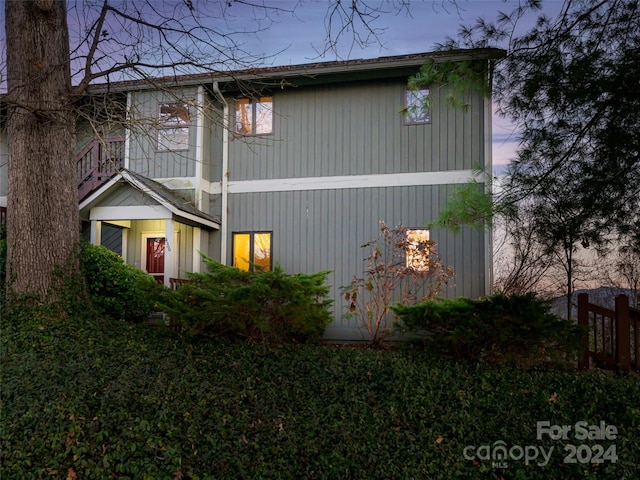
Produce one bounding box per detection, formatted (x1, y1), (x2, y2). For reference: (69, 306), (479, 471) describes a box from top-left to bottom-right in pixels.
(2, 308), (639, 479)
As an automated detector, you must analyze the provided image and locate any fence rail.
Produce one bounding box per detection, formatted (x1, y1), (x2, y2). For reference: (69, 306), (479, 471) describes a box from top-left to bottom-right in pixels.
(578, 293), (639, 371)
(77, 137), (125, 200)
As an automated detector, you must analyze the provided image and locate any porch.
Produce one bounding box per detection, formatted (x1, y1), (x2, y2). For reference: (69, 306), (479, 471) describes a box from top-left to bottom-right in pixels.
(80, 169), (220, 287)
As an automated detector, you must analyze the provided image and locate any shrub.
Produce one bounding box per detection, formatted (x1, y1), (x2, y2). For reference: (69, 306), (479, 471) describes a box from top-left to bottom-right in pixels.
(158, 256), (332, 344)
(81, 243), (157, 322)
(393, 293), (584, 364)
(342, 222), (454, 346)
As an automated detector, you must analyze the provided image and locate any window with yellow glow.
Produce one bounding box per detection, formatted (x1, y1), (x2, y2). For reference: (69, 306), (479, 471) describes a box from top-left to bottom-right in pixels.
(406, 229), (431, 270)
(233, 232), (272, 271)
(235, 97), (273, 135)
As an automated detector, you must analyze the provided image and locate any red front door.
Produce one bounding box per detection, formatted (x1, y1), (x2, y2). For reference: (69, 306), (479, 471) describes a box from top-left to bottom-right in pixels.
(146, 237), (165, 284)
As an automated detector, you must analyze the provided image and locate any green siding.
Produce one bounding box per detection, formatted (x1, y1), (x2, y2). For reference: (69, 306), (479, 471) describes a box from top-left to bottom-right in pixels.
(228, 79), (485, 181)
(128, 87), (199, 179)
(222, 185), (486, 339)
(0, 129), (7, 198)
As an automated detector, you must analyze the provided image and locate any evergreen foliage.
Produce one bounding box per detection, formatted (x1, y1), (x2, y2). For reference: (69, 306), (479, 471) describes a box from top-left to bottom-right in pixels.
(393, 293), (584, 364)
(1, 312), (638, 479)
(158, 256), (332, 344)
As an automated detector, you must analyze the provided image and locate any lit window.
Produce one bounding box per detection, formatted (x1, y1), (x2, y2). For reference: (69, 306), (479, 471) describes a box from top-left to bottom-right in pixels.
(406, 229), (431, 270)
(157, 103), (190, 151)
(404, 87), (430, 124)
(233, 231), (272, 271)
(235, 97), (273, 135)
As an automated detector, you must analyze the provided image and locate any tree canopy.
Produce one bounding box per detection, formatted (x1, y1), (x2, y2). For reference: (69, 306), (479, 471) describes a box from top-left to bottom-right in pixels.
(464, 0), (639, 239)
(432, 0), (640, 298)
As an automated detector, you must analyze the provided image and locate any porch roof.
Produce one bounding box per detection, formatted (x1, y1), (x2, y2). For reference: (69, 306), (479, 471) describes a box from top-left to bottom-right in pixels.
(79, 169), (220, 230)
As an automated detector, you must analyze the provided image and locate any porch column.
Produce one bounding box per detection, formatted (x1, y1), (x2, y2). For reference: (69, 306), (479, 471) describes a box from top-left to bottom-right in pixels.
(90, 220), (102, 246)
(164, 218), (176, 287)
(192, 226), (201, 273)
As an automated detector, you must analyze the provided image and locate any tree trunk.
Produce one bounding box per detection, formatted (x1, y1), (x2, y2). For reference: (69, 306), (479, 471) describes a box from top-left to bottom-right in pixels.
(5, 0), (79, 302)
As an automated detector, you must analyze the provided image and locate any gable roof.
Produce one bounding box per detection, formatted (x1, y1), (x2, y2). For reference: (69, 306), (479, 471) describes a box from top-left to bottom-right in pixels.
(87, 47), (506, 94)
(79, 169), (220, 230)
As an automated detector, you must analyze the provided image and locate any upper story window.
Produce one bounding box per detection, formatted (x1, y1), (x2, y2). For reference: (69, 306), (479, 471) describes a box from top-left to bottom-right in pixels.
(404, 86), (430, 125)
(157, 103), (190, 151)
(235, 96), (273, 135)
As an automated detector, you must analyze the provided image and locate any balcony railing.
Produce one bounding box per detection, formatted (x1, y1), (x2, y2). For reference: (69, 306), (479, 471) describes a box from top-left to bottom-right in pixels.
(77, 137), (125, 201)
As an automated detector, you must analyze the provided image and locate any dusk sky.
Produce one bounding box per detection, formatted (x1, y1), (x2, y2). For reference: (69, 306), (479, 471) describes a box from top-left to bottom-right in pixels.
(215, 0), (564, 171)
(1, 0), (566, 171)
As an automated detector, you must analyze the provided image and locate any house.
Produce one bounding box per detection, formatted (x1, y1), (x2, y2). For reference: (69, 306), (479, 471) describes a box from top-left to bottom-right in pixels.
(0, 48), (503, 340)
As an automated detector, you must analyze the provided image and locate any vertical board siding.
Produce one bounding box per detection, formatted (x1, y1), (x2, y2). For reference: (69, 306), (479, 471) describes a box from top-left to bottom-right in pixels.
(128, 88), (199, 179)
(0, 129), (7, 197)
(229, 79), (485, 181)
(224, 185), (486, 338)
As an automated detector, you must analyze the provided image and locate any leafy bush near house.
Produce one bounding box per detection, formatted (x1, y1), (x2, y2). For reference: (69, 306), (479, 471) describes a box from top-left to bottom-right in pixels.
(1, 311), (639, 479)
(81, 243), (157, 323)
(393, 293), (584, 364)
(342, 222), (454, 346)
(158, 256), (332, 344)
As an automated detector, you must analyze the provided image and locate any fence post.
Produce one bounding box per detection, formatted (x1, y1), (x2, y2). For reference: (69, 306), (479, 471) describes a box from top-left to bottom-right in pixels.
(577, 293), (590, 370)
(615, 295), (631, 371)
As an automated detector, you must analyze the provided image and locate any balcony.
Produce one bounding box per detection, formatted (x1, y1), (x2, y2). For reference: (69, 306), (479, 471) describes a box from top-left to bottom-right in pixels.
(77, 137), (125, 201)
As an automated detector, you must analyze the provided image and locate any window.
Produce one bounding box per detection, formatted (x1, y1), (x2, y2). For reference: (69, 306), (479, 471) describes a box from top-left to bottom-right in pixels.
(404, 86), (430, 124)
(233, 231), (272, 271)
(157, 103), (190, 150)
(235, 97), (273, 135)
(406, 229), (431, 270)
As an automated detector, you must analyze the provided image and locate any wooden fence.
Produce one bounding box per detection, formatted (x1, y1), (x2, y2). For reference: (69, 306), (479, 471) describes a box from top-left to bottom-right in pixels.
(578, 293), (639, 371)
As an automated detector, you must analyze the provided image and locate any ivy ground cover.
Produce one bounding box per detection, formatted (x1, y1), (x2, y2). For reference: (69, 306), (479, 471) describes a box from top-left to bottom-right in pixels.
(1, 315), (638, 479)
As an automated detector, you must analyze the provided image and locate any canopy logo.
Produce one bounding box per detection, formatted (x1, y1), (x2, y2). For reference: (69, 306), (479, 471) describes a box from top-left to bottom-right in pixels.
(463, 421), (618, 469)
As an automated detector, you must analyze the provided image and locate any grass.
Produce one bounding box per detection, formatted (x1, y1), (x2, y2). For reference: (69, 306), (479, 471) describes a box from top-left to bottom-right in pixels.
(1, 313), (639, 479)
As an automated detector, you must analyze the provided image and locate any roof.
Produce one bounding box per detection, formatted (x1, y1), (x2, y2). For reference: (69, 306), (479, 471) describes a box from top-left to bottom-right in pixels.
(87, 47), (506, 93)
(79, 169), (220, 230)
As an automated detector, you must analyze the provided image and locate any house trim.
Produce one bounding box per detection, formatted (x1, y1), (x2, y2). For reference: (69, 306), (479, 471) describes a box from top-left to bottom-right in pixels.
(204, 169), (475, 195)
(90, 205), (172, 221)
(79, 170), (220, 230)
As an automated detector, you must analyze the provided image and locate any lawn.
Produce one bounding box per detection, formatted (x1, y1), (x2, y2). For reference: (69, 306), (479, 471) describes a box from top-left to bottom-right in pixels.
(1, 314), (639, 479)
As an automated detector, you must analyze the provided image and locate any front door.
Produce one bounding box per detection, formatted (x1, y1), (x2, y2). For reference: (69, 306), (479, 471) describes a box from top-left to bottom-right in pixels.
(146, 237), (165, 284)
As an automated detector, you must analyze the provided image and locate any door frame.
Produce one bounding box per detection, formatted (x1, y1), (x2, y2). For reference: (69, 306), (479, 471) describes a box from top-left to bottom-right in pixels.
(141, 230), (179, 282)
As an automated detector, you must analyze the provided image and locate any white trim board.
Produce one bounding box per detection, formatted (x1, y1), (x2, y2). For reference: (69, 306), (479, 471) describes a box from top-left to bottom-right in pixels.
(205, 170), (476, 195)
(90, 205), (171, 221)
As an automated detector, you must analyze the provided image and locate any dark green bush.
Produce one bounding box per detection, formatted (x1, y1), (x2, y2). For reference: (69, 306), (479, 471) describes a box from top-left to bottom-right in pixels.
(81, 243), (157, 322)
(393, 293), (584, 364)
(158, 256), (333, 344)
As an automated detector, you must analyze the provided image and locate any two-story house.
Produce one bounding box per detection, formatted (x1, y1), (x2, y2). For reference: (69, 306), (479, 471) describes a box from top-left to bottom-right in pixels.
(0, 48), (503, 340)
